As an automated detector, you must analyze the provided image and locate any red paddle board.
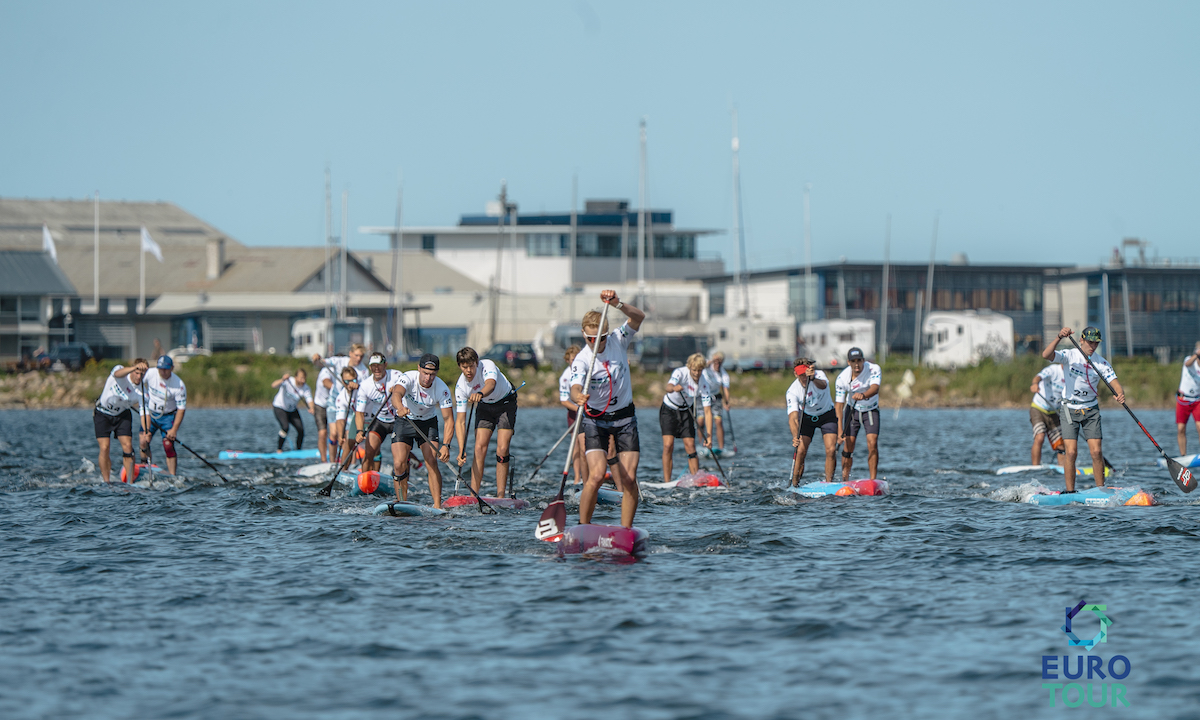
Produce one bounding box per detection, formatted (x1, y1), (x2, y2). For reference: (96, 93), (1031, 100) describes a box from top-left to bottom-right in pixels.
(443, 495), (530, 509)
(559, 524), (648, 557)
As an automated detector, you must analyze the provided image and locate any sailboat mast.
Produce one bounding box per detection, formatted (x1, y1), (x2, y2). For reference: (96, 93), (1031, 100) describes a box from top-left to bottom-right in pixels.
(732, 109), (749, 317)
(637, 119), (647, 307)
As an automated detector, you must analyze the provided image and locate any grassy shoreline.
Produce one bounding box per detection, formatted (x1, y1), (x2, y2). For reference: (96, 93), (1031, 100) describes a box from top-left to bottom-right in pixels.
(0, 352), (1184, 410)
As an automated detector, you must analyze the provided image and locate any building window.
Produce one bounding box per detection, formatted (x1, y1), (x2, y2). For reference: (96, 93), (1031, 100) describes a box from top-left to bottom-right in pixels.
(653, 234), (696, 259)
(422, 235), (436, 252)
(527, 233), (567, 257)
(19, 298), (41, 322)
(0, 297), (17, 323)
(709, 284), (726, 316)
(576, 233), (622, 257)
(768, 327), (780, 340)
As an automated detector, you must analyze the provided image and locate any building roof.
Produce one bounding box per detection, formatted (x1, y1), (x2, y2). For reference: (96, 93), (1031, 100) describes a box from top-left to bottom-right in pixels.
(698, 260), (1073, 284)
(0, 251), (77, 296)
(356, 251), (486, 293)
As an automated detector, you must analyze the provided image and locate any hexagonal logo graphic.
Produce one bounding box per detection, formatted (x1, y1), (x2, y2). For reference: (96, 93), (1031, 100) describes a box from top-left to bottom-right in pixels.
(1062, 601), (1112, 652)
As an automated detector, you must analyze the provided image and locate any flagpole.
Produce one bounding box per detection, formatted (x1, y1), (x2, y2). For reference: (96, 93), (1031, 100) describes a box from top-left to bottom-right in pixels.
(93, 192), (100, 312)
(140, 238), (145, 314)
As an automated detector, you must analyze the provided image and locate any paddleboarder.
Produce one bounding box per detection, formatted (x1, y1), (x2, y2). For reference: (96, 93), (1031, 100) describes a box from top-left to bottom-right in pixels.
(699, 351), (732, 454)
(271, 369), (315, 451)
(389, 353), (453, 508)
(313, 343), (368, 383)
(330, 366), (360, 464)
(834, 347), (882, 481)
(570, 290), (645, 528)
(1041, 326), (1125, 491)
(1030, 363), (1066, 467)
(354, 353), (404, 473)
(787, 358), (838, 485)
(140, 355), (187, 475)
(1176, 342), (1200, 454)
(454, 347), (519, 498)
(659, 353), (714, 484)
(92, 359), (149, 482)
(559, 345), (588, 485)
(313, 364), (336, 462)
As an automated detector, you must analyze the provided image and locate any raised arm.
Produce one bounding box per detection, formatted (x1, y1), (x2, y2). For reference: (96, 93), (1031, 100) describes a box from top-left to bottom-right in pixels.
(600, 289), (645, 331)
(1043, 327), (1072, 361)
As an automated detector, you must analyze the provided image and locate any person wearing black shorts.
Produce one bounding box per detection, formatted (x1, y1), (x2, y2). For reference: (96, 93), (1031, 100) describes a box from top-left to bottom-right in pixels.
(454, 348), (519, 498)
(388, 354), (454, 506)
(834, 347), (883, 481)
(786, 358), (838, 485)
(93, 360), (150, 482)
(658, 353), (715, 484)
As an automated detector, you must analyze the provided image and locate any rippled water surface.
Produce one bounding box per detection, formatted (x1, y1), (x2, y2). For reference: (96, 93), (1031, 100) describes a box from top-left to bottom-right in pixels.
(2, 407), (1199, 719)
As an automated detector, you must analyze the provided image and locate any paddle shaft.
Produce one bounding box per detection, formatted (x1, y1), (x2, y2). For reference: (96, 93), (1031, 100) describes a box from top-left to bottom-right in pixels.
(454, 402), (475, 495)
(1067, 336), (1167, 458)
(173, 438), (231, 483)
(401, 412), (493, 514)
(319, 389), (392, 496)
(524, 424), (574, 485)
(139, 376), (154, 482)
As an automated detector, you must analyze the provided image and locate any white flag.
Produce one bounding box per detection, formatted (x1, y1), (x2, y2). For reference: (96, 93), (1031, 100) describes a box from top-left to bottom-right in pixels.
(141, 226), (163, 263)
(42, 224), (58, 262)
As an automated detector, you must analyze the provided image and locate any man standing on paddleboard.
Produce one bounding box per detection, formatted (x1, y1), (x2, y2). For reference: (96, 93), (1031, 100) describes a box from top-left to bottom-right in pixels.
(835, 347), (882, 481)
(700, 351), (732, 454)
(454, 347), (519, 498)
(571, 290), (646, 528)
(330, 366), (360, 464)
(354, 353), (404, 474)
(1176, 342), (1200, 454)
(140, 355), (187, 475)
(658, 353), (714, 484)
(1029, 363), (1066, 467)
(390, 354), (453, 509)
(787, 358), (838, 485)
(1041, 326), (1125, 492)
(93, 359), (149, 482)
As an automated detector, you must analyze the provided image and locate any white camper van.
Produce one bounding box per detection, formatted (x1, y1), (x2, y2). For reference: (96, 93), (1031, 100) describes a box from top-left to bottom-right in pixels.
(799, 318), (876, 370)
(291, 317), (374, 358)
(921, 311), (1013, 369)
(708, 317), (794, 370)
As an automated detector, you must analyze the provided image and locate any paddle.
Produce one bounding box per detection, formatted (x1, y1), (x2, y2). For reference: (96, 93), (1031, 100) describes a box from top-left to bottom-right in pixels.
(692, 384), (727, 484)
(1067, 335), (1194, 493)
(453, 401), (476, 496)
(139, 376), (154, 485)
(524, 424), (574, 487)
(506, 381), (527, 499)
(725, 405), (738, 454)
(402, 413), (495, 514)
(535, 302), (609, 542)
(789, 436), (802, 487)
(318, 390), (391, 496)
(173, 438), (231, 483)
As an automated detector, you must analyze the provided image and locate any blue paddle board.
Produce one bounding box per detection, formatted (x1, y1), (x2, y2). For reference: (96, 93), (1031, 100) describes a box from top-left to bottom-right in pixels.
(372, 501), (447, 517)
(596, 487), (624, 505)
(218, 449), (320, 460)
(1026, 486), (1153, 507)
(1157, 454), (1200, 469)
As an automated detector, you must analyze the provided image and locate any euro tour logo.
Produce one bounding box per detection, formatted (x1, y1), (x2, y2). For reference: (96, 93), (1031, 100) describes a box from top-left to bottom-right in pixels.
(1041, 601), (1130, 708)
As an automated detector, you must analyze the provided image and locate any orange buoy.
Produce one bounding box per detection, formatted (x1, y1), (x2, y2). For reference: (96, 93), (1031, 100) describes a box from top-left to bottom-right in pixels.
(355, 445), (367, 461)
(1124, 490), (1155, 506)
(357, 471), (380, 494)
(834, 485), (856, 496)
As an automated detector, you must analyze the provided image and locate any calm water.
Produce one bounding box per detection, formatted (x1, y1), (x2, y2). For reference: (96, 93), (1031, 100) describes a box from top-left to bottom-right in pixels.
(2, 406), (1198, 720)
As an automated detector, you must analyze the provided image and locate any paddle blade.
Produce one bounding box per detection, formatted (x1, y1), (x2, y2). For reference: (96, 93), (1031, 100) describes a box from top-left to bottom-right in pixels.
(1168, 456), (1196, 494)
(535, 499), (566, 542)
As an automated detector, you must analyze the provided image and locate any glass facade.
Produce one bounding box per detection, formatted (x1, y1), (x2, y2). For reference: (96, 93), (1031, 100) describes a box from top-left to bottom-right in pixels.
(527, 233), (569, 257)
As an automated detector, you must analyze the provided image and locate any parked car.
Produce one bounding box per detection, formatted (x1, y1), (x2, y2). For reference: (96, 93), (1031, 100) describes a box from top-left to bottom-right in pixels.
(482, 343), (539, 370)
(48, 342), (95, 371)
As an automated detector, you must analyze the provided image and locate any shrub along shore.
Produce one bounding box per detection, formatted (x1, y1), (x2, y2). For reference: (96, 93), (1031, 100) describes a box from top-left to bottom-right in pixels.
(0, 352), (1184, 411)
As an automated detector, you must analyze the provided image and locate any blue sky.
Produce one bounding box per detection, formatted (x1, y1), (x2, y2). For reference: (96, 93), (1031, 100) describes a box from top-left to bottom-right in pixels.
(2, 1), (1197, 270)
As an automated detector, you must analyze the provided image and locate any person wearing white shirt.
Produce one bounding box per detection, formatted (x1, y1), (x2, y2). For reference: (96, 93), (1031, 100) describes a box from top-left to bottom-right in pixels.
(1041, 326), (1126, 491)
(559, 345), (588, 486)
(1176, 342), (1200, 454)
(699, 352), (732, 453)
(658, 354), (714, 484)
(454, 349), (518, 498)
(1029, 363), (1066, 466)
(834, 347), (882, 480)
(312, 366), (336, 463)
(329, 366), (360, 465)
(271, 369), (315, 451)
(570, 290), (645, 528)
(140, 355), (188, 475)
(354, 353), (405, 473)
(388, 354), (455, 508)
(92, 359), (149, 482)
(786, 358), (837, 485)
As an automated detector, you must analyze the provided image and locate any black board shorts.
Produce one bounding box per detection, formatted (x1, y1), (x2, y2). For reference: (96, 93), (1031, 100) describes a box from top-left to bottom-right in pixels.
(313, 404), (328, 431)
(476, 392), (518, 432)
(367, 418), (395, 439)
(658, 403), (696, 439)
(842, 408), (880, 438)
(392, 416), (440, 449)
(582, 406), (639, 454)
(93, 408), (133, 439)
(799, 408), (838, 438)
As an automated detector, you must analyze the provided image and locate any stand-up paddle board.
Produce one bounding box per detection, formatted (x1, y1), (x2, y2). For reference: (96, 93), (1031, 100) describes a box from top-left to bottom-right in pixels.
(1026, 486), (1154, 506)
(596, 486), (623, 505)
(1050, 465), (1111, 477)
(698, 446), (735, 459)
(641, 472), (724, 489)
(443, 495), (529, 509)
(558, 524), (648, 556)
(787, 479), (889, 498)
(296, 462), (338, 477)
(372, 501), (447, 517)
(996, 465), (1111, 477)
(218, 449), (320, 460)
(119, 463), (163, 483)
(1157, 454), (1200, 469)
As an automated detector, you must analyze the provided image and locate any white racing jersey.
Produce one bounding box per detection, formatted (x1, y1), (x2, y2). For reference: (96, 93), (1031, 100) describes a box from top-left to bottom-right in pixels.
(1054, 348), (1116, 409)
(95, 365), (146, 416)
(1032, 364), (1066, 413)
(354, 369), (405, 423)
(1179, 360), (1200, 402)
(141, 368), (187, 417)
(786, 371), (834, 416)
(396, 370), (453, 422)
(558, 366), (574, 404)
(454, 359), (514, 413)
(272, 378), (313, 412)
(333, 386), (356, 422)
(323, 356), (368, 400)
(835, 361), (882, 412)
(703, 366), (730, 394)
(570, 322), (637, 414)
(662, 366), (713, 410)
(313, 367), (336, 407)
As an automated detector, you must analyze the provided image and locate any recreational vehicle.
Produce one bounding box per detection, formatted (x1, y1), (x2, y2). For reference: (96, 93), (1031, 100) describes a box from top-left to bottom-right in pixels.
(708, 317), (794, 371)
(799, 319), (876, 369)
(291, 317), (374, 358)
(921, 311), (1014, 368)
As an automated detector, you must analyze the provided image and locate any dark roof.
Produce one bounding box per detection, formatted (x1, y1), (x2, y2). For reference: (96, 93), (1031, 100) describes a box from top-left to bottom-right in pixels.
(459, 210), (674, 227)
(0, 251), (77, 296)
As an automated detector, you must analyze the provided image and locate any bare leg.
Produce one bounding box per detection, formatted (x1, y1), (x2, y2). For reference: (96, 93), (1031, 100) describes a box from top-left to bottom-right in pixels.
(420, 442), (442, 508)
(616, 451), (640, 528)
(683, 437), (698, 474)
(472, 427), (494, 494)
(392, 441), (411, 502)
(661, 435), (675, 484)
(794, 435), (812, 486)
(841, 436), (857, 481)
(579, 449), (609, 524)
(1062, 439), (1078, 492)
(1032, 432), (1045, 465)
(866, 434), (879, 479)
(318, 428), (328, 462)
(573, 435), (588, 485)
(1179, 423), (1188, 456)
(97, 436), (112, 482)
(118, 436), (134, 485)
(1087, 438), (1105, 487)
(715, 416), (725, 450)
(822, 431), (837, 481)
(494, 428), (513, 498)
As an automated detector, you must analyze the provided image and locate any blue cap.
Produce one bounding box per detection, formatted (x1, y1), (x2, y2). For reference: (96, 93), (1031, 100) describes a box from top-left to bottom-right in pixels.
(157, 355), (174, 369)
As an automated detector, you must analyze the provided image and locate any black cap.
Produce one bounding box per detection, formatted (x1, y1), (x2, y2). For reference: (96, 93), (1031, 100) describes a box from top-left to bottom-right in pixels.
(847, 347), (865, 361)
(418, 353), (440, 371)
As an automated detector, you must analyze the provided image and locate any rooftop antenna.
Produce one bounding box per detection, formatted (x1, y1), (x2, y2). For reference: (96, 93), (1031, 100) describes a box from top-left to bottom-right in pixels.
(324, 166), (332, 343)
(880, 214), (891, 362)
(803, 183), (812, 321)
(916, 212), (939, 364)
(92, 191), (100, 313)
(733, 108), (749, 318)
(391, 176), (404, 358)
(340, 189), (349, 322)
